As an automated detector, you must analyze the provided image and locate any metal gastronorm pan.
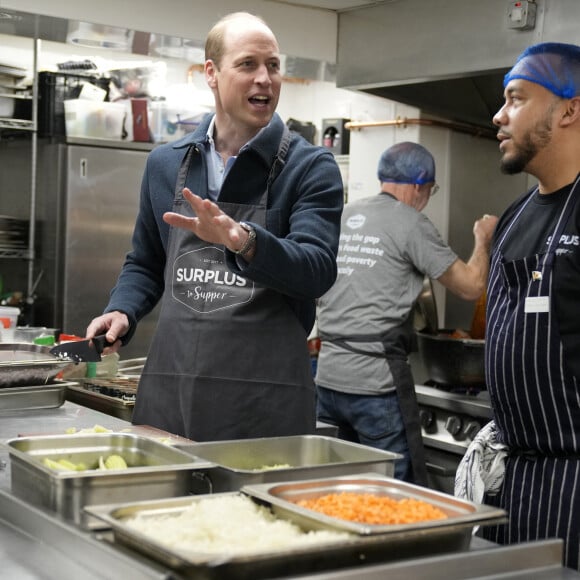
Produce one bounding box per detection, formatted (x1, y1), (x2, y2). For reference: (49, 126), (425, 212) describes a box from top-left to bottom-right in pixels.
(177, 435), (402, 493)
(5, 432), (213, 529)
(86, 484), (504, 580)
(0, 381), (73, 412)
(0, 343), (72, 388)
(242, 472), (506, 535)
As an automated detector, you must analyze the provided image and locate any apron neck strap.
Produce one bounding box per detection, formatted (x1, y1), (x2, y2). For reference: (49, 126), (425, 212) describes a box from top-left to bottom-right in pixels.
(266, 125), (292, 190)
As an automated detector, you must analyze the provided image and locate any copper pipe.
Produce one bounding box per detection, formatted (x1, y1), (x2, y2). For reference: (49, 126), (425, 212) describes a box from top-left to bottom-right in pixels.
(345, 117), (496, 140)
(187, 63), (204, 83)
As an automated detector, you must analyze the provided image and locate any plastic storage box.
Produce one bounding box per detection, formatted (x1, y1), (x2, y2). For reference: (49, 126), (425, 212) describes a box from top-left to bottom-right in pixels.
(64, 99), (127, 140)
(37, 71), (110, 137)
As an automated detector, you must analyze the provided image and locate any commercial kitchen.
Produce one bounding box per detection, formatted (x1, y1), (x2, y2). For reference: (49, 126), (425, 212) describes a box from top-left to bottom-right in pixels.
(1, 0), (580, 578)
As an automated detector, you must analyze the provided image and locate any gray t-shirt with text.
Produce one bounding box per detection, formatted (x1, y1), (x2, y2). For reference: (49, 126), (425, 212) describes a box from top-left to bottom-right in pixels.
(316, 193), (457, 395)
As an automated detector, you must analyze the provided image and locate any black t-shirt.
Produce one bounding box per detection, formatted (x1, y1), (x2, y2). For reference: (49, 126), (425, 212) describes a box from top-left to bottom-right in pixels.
(493, 181), (580, 378)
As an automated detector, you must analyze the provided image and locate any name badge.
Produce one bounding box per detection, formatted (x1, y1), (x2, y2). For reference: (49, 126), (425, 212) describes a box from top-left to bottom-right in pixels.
(525, 296), (550, 313)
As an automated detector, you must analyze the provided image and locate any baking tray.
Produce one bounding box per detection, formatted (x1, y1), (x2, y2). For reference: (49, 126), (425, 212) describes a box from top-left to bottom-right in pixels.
(0, 381), (73, 412)
(177, 435), (401, 493)
(0, 343), (72, 388)
(65, 381), (135, 421)
(5, 432), (213, 529)
(242, 473), (507, 535)
(86, 487), (503, 580)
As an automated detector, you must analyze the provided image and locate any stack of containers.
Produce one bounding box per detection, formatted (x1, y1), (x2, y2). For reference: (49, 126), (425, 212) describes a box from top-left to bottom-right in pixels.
(0, 306), (20, 342)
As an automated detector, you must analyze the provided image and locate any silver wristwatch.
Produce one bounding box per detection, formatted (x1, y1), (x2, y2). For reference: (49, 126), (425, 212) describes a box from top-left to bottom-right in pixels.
(235, 222), (256, 256)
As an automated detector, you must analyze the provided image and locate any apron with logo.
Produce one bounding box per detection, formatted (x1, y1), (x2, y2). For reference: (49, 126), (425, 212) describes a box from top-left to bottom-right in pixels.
(483, 176), (580, 570)
(133, 128), (316, 441)
(320, 314), (428, 486)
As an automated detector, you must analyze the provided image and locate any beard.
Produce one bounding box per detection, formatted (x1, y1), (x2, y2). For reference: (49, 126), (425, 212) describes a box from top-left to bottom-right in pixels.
(500, 102), (557, 175)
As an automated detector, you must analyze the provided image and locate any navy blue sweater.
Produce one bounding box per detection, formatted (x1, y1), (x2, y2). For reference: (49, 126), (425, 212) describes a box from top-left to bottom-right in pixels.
(105, 113), (344, 342)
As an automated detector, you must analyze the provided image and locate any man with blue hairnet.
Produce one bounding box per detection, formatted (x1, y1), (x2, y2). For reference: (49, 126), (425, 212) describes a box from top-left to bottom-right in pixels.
(315, 141), (497, 485)
(456, 42), (580, 570)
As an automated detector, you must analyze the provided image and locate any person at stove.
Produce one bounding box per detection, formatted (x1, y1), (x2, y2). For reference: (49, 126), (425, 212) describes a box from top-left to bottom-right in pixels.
(315, 141), (497, 485)
(455, 42), (580, 571)
(84, 12), (344, 441)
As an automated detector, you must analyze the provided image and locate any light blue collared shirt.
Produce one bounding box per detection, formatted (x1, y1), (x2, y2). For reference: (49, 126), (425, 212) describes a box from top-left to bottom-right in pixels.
(203, 116), (237, 201)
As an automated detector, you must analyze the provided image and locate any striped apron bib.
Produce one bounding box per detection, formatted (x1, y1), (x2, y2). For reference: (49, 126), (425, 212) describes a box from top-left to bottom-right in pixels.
(483, 176), (580, 570)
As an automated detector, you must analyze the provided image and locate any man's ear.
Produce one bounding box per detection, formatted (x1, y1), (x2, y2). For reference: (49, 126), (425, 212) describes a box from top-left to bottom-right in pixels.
(205, 59), (217, 89)
(560, 96), (580, 127)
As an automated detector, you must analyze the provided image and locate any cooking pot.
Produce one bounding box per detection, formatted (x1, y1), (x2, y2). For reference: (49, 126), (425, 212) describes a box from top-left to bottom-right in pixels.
(415, 330), (485, 388)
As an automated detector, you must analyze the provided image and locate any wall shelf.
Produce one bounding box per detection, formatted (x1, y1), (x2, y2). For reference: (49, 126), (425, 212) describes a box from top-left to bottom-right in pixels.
(0, 118), (34, 131)
(0, 248), (31, 259)
(0, 35), (39, 310)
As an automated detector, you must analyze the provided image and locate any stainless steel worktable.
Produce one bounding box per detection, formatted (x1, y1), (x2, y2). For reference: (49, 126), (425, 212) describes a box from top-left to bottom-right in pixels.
(1, 402), (579, 579)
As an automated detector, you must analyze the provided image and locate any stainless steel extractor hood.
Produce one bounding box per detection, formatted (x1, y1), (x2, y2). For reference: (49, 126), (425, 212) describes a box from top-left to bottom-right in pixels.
(356, 71), (507, 130)
(0, 8), (336, 83)
(335, 0), (580, 130)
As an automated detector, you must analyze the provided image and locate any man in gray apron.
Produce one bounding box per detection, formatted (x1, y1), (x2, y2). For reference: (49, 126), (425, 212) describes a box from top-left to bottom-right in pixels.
(316, 142), (497, 485)
(85, 12), (344, 441)
(477, 42), (580, 571)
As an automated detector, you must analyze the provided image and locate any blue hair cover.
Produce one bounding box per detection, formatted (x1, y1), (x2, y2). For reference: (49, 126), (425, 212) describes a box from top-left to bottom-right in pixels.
(504, 42), (580, 98)
(377, 141), (435, 185)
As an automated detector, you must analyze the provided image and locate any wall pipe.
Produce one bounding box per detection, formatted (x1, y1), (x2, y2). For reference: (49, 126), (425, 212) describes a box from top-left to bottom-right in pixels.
(344, 117), (497, 140)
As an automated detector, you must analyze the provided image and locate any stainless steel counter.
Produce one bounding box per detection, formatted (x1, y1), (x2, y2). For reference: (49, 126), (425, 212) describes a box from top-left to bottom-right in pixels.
(0, 401), (130, 492)
(1, 403), (579, 579)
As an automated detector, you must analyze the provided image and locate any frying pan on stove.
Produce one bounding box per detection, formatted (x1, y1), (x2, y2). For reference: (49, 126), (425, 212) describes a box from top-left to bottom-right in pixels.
(414, 278), (485, 388)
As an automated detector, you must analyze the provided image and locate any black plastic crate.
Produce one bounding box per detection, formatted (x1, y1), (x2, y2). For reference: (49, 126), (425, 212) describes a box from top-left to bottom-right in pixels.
(37, 71), (111, 137)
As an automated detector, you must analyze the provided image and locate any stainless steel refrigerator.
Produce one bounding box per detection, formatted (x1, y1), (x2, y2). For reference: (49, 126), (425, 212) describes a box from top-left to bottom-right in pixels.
(35, 139), (159, 359)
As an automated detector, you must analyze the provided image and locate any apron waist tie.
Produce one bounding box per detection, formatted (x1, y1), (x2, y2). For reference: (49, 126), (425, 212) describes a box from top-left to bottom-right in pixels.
(509, 448), (580, 460)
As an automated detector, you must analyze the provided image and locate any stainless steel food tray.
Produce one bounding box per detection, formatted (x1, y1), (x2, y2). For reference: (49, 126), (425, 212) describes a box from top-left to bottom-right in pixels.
(5, 432), (213, 529)
(178, 435), (401, 492)
(0, 380), (73, 412)
(86, 488), (503, 580)
(242, 473), (507, 535)
(0, 343), (72, 387)
(66, 381), (134, 421)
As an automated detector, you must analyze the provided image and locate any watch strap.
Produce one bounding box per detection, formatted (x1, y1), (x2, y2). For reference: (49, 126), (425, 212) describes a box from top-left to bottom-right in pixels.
(235, 222), (256, 256)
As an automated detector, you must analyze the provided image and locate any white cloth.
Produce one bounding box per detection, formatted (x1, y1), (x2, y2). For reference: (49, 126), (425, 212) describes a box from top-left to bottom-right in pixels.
(454, 420), (509, 503)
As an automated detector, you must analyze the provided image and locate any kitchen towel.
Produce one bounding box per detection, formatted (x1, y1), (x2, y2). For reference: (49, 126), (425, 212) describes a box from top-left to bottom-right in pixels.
(454, 420), (508, 504)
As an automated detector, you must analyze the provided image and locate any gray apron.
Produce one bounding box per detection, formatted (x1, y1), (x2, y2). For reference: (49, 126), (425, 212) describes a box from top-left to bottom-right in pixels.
(320, 315), (428, 486)
(133, 128), (316, 441)
(483, 176), (580, 570)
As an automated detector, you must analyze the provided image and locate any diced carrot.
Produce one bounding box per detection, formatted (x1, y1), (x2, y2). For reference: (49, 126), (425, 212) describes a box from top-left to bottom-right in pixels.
(296, 492), (447, 525)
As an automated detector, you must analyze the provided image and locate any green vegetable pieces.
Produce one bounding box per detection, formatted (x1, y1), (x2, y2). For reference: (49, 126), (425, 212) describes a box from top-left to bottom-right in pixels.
(99, 454), (128, 470)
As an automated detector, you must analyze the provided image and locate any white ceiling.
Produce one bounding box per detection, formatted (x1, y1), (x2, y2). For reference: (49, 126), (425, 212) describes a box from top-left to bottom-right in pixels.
(266, 0), (391, 13)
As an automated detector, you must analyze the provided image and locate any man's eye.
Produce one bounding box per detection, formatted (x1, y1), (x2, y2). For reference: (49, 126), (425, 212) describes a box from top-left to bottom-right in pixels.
(269, 62), (281, 72)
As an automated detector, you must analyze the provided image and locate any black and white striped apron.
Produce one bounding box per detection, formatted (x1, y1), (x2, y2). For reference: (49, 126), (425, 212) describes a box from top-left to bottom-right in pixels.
(483, 176), (580, 570)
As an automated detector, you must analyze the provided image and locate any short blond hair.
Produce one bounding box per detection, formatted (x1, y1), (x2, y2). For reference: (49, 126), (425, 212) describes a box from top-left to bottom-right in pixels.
(205, 12), (272, 68)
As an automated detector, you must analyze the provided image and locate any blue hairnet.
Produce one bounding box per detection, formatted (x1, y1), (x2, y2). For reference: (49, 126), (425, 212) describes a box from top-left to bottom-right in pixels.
(504, 42), (580, 98)
(377, 142), (435, 185)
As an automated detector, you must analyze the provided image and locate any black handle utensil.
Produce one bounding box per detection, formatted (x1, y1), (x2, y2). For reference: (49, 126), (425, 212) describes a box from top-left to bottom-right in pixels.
(49, 334), (112, 363)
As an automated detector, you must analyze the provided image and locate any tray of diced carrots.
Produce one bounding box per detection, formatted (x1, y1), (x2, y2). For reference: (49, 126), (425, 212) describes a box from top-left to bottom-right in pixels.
(242, 473), (506, 536)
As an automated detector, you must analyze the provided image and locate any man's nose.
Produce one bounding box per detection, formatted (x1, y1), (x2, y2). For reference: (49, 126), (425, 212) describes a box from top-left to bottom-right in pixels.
(492, 104), (506, 126)
(255, 64), (272, 84)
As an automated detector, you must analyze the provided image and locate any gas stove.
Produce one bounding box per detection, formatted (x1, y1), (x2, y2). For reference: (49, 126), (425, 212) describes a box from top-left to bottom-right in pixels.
(415, 383), (492, 454)
(415, 383), (492, 494)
